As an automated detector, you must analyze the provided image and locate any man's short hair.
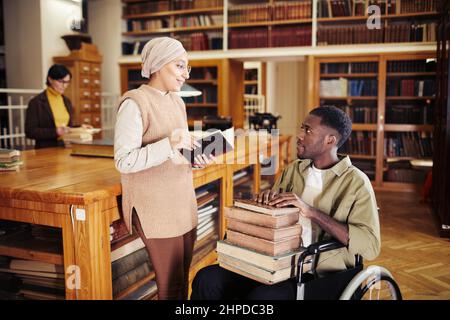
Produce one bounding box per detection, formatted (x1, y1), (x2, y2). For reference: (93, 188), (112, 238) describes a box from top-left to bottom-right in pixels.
(309, 106), (352, 148)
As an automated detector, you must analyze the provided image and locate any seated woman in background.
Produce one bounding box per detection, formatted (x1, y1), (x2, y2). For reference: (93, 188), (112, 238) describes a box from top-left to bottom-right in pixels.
(25, 64), (74, 149)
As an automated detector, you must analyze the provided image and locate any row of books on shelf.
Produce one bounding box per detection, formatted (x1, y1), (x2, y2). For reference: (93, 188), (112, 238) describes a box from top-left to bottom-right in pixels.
(386, 79), (435, 97)
(320, 78), (378, 97)
(228, 1), (312, 23)
(384, 132), (433, 158)
(219, 200), (305, 284)
(174, 14), (222, 28)
(339, 131), (377, 156)
(123, 0), (222, 16)
(321, 62), (378, 74)
(338, 105), (377, 124)
(175, 33), (222, 51)
(182, 87), (217, 104)
(228, 26), (311, 49)
(318, 0), (437, 18)
(127, 19), (170, 32)
(124, 0), (170, 16)
(317, 22), (437, 45)
(385, 104), (433, 125)
(0, 148), (22, 172)
(387, 60), (436, 73)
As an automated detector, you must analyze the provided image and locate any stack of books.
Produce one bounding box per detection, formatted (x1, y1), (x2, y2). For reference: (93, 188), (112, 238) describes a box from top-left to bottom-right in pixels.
(195, 184), (219, 242)
(0, 149), (22, 172)
(62, 127), (101, 143)
(218, 199), (305, 284)
(110, 219), (155, 299)
(0, 257), (65, 300)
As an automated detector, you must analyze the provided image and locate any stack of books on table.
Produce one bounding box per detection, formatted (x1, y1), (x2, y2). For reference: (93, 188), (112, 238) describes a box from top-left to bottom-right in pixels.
(0, 149), (22, 172)
(219, 199), (305, 285)
(62, 126), (101, 143)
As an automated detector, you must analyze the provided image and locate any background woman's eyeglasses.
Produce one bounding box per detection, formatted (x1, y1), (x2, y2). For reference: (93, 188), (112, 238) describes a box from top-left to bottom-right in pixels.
(55, 79), (71, 85)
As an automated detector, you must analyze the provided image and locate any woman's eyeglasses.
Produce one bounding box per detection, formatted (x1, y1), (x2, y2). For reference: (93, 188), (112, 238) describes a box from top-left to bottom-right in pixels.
(176, 63), (192, 74)
(56, 79), (71, 85)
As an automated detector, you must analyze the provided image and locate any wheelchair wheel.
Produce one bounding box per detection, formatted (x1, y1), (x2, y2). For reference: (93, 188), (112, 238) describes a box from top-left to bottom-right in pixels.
(339, 265), (402, 300)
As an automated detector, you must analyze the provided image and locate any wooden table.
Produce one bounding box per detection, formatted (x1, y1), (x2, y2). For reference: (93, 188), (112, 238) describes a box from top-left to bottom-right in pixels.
(0, 135), (288, 299)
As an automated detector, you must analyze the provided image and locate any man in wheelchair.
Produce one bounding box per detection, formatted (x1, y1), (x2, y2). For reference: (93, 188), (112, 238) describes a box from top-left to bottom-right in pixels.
(191, 106), (388, 300)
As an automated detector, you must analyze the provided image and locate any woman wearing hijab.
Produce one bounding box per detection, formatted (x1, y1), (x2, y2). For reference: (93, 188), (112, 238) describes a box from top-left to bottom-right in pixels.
(25, 64), (73, 149)
(114, 37), (214, 300)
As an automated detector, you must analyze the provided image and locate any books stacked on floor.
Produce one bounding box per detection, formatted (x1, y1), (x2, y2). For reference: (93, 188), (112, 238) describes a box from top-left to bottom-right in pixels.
(219, 199), (304, 284)
(0, 256), (65, 300)
(0, 148), (22, 172)
(195, 184), (219, 242)
(110, 219), (156, 300)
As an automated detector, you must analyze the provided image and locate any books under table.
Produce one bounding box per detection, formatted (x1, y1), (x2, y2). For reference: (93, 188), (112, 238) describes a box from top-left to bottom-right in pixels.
(234, 199), (300, 216)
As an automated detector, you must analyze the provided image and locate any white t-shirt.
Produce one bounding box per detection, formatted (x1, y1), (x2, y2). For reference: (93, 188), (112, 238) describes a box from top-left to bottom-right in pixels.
(300, 164), (324, 247)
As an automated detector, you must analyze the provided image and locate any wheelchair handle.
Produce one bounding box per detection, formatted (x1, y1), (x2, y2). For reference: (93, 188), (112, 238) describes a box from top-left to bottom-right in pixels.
(296, 238), (346, 283)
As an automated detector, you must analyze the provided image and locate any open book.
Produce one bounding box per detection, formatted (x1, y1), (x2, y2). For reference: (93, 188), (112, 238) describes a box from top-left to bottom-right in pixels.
(180, 128), (234, 164)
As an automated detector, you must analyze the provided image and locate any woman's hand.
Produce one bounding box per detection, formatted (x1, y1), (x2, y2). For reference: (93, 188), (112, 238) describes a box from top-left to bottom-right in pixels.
(170, 129), (200, 151)
(192, 154), (216, 169)
(56, 126), (69, 136)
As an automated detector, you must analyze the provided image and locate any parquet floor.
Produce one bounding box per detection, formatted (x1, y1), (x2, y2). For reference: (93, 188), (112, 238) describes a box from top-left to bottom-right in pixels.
(366, 191), (450, 300)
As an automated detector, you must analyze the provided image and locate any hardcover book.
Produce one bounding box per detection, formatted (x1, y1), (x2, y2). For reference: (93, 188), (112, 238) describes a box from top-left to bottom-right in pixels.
(224, 207), (299, 228)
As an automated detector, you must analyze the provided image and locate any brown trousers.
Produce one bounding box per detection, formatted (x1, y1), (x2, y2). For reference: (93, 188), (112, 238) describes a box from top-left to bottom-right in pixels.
(132, 209), (196, 300)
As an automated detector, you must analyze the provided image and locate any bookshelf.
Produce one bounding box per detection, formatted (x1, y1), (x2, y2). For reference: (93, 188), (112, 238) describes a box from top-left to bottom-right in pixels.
(312, 51), (436, 191)
(431, 0), (450, 237)
(119, 58), (245, 129)
(120, 0), (437, 55)
(121, 0), (224, 54)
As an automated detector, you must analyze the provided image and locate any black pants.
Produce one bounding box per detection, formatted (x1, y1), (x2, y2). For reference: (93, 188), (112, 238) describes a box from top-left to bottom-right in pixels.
(191, 264), (297, 300)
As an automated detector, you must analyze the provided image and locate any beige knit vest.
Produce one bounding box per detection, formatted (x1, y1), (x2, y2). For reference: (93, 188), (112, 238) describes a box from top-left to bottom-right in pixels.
(118, 85), (197, 238)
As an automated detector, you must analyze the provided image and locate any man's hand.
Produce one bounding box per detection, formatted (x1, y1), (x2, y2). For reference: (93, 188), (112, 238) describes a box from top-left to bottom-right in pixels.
(254, 189), (279, 205)
(268, 192), (313, 218)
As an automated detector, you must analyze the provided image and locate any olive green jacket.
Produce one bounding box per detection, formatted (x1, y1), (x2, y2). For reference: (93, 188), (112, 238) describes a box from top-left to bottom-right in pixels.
(272, 156), (381, 275)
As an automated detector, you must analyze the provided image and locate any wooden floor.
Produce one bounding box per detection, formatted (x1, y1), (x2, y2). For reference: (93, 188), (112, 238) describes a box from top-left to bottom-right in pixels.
(366, 191), (450, 300)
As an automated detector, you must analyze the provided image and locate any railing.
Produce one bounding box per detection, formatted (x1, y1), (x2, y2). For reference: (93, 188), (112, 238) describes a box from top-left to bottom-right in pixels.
(243, 94), (265, 129)
(0, 88), (120, 149)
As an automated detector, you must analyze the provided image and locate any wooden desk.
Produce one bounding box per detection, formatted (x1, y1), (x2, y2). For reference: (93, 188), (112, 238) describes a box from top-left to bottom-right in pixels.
(0, 139), (272, 299)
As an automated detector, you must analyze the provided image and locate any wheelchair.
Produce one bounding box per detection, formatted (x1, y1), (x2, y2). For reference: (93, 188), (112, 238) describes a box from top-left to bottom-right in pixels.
(296, 239), (402, 300)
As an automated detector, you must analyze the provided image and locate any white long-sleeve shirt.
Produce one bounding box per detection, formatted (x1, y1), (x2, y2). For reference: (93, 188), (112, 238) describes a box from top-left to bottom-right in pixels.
(114, 98), (176, 174)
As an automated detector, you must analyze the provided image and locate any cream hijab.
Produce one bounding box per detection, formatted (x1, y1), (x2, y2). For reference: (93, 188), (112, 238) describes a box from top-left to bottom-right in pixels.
(141, 37), (186, 79)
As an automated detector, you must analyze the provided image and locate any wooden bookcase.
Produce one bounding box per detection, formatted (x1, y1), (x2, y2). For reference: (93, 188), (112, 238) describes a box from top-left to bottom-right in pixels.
(119, 58), (245, 128)
(311, 51), (436, 191)
(120, 0), (437, 54)
(430, 0), (450, 237)
(53, 43), (103, 130)
(121, 0), (224, 52)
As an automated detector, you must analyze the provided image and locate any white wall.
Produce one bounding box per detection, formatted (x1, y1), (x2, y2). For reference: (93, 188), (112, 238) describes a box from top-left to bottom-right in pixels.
(88, 0), (122, 96)
(40, 0), (82, 79)
(4, 0), (43, 89)
(3, 0), (81, 89)
(266, 60), (309, 158)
